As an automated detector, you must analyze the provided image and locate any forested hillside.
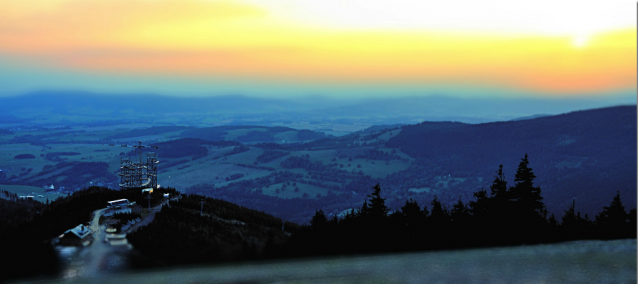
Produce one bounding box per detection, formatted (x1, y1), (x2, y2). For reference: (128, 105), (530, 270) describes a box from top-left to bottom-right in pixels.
(0, 186), (179, 280)
(128, 194), (297, 267)
(385, 106), (637, 216)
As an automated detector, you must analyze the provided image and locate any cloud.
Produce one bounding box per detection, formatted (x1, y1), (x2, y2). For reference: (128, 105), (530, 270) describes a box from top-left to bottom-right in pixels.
(0, 0), (267, 53)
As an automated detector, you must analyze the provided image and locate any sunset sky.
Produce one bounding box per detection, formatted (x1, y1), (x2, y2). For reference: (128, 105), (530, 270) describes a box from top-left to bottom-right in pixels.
(0, 0), (635, 100)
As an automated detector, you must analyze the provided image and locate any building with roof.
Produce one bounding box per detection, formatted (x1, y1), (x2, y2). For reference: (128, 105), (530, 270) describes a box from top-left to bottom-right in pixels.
(104, 199), (136, 216)
(59, 224), (93, 246)
(107, 199), (130, 207)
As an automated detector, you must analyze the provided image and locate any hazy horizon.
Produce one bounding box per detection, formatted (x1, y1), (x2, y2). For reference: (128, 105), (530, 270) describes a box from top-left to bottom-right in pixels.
(0, 90), (635, 132)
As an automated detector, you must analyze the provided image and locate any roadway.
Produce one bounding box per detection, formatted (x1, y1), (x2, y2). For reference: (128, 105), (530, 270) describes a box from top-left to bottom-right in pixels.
(59, 197), (174, 280)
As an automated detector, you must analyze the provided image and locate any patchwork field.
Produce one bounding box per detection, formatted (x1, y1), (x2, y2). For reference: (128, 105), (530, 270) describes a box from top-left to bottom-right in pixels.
(0, 129), (417, 202)
(0, 184), (65, 202)
(257, 182), (332, 199)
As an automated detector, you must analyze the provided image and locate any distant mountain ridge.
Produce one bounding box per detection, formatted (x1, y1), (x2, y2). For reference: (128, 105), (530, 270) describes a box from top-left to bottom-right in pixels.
(0, 90), (634, 126)
(509, 114), (549, 121)
(104, 125), (331, 144)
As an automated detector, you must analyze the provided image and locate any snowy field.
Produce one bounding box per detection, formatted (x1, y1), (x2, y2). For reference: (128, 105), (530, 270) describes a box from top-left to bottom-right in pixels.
(15, 239), (637, 284)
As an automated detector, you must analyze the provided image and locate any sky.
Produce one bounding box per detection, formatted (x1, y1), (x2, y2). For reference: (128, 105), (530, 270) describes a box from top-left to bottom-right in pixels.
(0, 0), (635, 100)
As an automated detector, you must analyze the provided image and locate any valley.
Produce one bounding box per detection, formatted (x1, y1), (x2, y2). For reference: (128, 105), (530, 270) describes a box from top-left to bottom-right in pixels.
(0, 106), (636, 225)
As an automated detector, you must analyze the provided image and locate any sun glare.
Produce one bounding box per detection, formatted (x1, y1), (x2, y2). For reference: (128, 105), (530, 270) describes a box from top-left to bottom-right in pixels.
(572, 35), (589, 48)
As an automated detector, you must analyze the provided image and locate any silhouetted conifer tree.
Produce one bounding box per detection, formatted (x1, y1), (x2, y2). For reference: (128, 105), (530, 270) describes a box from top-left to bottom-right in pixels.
(366, 183), (389, 220)
(595, 191), (629, 239)
(360, 200), (371, 217)
(450, 197), (470, 224)
(596, 191), (628, 225)
(510, 154), (545, 224)
(310, 210), (328, 230)
(548, 213), (557, 227)
(560, 199), (593, 240)
(400, 198), (425, 229)
(428, 195), (449, 224)
(490, 164), (508, 200)
(468, 189), (490, 221)
(561, 200), (578, 227)
(427, 195), (450, 248)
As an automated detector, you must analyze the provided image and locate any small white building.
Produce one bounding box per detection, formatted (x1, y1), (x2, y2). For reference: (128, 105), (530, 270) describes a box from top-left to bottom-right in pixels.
(59, 224), (93, 246)
(104, 199), (135, 216)
(107, 199), (130, 208)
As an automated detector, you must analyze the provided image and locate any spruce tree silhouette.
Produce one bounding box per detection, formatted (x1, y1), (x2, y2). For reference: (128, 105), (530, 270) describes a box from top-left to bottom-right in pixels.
(560, 199), (593, 240)
(561, 200), (578, 227)
(489, 164), (508, 199)
(468, 189), (490, 223)
(511, 154), (545, 217)
(393, 198), (424, 250)
(360, 200), (371, 217)
(429, 195), (449, 223)
(488, 164), (513, 242)
(367, 183), (389, 219)
(548, 213), (558, 227)
(310, 209), (328, 230)
(510, 154), (546, 245)
(450, 196), (470, 224)
(595, 191), (629, 239)
(450, 196), (471, 247)
(428, 195), (450, 248)
(362, 183), (390, 251)
(400, 198), (425, 227)
(401, 198), (426, 240)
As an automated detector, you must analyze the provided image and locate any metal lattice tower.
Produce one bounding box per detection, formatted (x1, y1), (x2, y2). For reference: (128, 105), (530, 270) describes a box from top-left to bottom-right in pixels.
(105, 141), (159, 190)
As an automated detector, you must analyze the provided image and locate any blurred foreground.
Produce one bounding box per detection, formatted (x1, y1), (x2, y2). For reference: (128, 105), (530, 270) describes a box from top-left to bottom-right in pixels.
(13, 238), (636, 284)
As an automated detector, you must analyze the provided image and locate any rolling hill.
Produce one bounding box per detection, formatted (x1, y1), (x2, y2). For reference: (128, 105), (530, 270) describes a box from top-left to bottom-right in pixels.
(385, 105), (637, 217)
(0, 104), (634, 224)
(177, 105), (636, 223)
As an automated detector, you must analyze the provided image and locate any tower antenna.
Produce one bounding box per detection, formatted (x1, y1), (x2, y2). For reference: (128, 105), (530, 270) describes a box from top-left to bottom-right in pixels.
(103, 141), (159, 190)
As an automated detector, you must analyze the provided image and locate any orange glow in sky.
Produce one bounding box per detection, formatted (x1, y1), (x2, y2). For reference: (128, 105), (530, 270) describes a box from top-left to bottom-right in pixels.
(0, 0), (635, 97)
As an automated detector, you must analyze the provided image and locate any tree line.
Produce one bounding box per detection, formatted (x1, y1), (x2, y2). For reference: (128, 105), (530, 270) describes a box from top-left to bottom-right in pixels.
(127, 194), (296, 267)
(277, 154), (637, 258)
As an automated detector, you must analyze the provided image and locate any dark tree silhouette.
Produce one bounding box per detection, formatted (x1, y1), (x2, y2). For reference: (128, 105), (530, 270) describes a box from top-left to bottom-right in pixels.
(595, 191), (629, 239)
(450, 197), (470, 224)
(400, 199), (424, 222)
(511, 154), (545, 216)
(561, 199), (592, 240)
(489, 164), (508, 199)
(468, 189), (490, 221)
(366, 183), (389, 220)
(310, 210), (328, 230)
